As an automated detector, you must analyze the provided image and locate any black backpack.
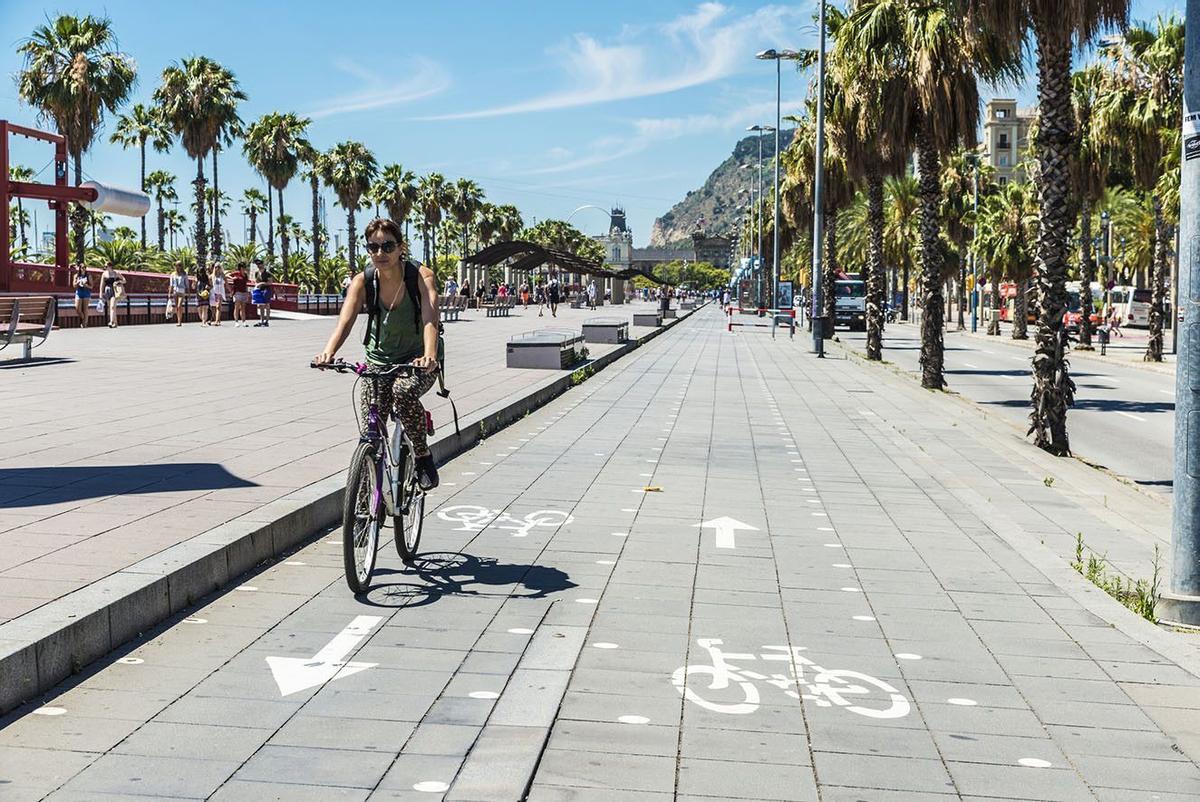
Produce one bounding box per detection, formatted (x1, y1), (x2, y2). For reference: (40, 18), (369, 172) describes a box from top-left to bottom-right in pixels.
(361, 262), (458, 434)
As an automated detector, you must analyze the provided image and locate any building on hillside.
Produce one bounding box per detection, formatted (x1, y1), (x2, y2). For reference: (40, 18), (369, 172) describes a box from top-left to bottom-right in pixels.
(981, 98), (1034, 184)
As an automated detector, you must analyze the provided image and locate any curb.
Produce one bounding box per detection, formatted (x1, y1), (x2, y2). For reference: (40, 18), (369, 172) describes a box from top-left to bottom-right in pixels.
(0, 302), (709, 714)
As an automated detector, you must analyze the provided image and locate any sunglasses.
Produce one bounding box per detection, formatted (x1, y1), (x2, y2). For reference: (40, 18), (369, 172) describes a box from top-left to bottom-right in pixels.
(365, 240), (398, 255)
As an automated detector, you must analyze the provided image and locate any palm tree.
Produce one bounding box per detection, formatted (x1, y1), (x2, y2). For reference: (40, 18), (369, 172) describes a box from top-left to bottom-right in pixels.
(144, 170), (176, 250)
(1071, 65), (1108, 350)
(494, 204), (524, 242)
(842, 0), (1020, 390)
(940, 150), (979, 331)
(276, 213), (293, 269)
(967, 0), (1129, 455)
(109, 103), (171, 248)
(154, 56), (246, 274)
(7, 166), (35, 250)
(16, 14), (136, 262)
(1096, 14), (1183, 363)
(372, 164), (419, 244)
(240, 188), (268, 247)
(417, 173), (447, 269)
(163, 208), (186, 249)
(299, 145), (323, 275)
(320, 141), (378, 275)
(449, 177), (485, 278)
(973, 180), (1038, 339)
(475, 203), (500, 248)
(243, 112), (310, 273)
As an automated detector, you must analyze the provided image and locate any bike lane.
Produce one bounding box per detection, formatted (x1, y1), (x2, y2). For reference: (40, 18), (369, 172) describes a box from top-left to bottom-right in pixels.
(3, 307), (1199, 800)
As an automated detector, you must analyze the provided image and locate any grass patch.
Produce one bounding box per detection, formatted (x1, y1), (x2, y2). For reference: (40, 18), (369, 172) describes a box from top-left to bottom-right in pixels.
(1071, 532), (1161, 623)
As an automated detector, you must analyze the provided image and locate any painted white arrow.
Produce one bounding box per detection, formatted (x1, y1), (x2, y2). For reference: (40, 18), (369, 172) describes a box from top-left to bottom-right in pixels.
(693, 517), (759, 549)
(266, 615), (383, 697)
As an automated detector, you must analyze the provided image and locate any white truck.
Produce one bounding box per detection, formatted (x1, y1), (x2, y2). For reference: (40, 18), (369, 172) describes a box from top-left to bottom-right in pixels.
(833, 278), (867, 331)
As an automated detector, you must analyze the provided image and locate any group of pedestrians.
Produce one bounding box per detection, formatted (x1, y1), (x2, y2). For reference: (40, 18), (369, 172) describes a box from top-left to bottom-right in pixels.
(69, 259), (275, 329)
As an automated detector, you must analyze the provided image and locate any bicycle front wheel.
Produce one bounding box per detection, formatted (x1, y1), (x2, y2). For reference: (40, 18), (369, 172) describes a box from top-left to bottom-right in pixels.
(394, 447), (425, 564)
(343, 441), (380, 594)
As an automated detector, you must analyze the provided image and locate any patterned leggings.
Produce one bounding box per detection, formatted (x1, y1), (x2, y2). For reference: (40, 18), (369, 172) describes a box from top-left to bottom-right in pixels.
(360, 369), (438, 456)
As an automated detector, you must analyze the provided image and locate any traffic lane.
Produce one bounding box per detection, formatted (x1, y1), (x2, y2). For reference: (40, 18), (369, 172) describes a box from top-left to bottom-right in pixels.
(0, 314), (708, 801)
(839, 326), (1174, 494)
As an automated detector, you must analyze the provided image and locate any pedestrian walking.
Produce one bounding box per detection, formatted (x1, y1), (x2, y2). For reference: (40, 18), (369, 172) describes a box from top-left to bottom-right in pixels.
(100, 263), (125, 328)
(548, 276), (561, 317)
(586, 279), (597, 310)
(252, 269), (274, 327)
(229, 262), (250, 327)
(209, 263), (226, 326)
(72, 265), (92, 328)
(169, 262), (189, 326)
(520, 282), (530, 308)
(195, 266), (211, 325)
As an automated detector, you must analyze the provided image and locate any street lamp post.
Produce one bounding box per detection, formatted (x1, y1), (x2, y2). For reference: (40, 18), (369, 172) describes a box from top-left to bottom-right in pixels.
(968, 155), (980, 333)
(757, 49), (800, 312)
(747, 125), (774, 309)
(1100, 210), (1112, 315)
(1162, 0), (1200, 626)
(809, 1), (828, 355)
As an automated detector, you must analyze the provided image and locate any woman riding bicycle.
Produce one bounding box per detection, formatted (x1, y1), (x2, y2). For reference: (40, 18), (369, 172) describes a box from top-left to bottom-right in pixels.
(313, 218), (442, 490)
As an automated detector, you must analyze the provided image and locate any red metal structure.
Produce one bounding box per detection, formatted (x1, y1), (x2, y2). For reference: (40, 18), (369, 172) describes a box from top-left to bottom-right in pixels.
(0, 120), (106, 293)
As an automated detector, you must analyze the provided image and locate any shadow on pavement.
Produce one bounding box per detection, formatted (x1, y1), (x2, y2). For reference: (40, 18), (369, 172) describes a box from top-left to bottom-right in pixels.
(362, 551), (577, 607)
(981, 398), (1173, 414)
(0, 357), (76, 369)
(0, 464), (258, 508)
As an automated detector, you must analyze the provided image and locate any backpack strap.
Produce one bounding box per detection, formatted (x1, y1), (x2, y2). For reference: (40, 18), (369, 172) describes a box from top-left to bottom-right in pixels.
(361, 266), (379, 347)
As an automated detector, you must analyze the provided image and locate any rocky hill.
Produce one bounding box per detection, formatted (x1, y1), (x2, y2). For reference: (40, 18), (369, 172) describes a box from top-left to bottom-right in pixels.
(649, 129), (795, 249)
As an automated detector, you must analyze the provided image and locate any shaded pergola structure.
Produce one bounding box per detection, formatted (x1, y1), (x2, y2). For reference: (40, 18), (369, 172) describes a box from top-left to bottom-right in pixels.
(460, 240), (665, 304)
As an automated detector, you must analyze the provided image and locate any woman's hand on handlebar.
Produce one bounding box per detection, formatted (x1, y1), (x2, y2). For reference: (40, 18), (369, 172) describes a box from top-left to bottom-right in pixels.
(412, 355), (439, 373)
(311, 351), (336, 369)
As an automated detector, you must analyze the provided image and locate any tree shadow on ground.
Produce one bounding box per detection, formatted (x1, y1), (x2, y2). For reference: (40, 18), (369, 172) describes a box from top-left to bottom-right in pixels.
(980, 398), (1173, 414)
(361, 551), (577, 608)
(0, 464), (257, 508)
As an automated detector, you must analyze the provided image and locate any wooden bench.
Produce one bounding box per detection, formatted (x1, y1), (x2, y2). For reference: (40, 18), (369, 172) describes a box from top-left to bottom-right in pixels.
(0, 295), (56, 361)
(483, 297), (515, 317)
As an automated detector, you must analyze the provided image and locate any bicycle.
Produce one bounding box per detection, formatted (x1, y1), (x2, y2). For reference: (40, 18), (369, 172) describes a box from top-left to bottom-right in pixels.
(672, 638), (910, 719)
(313, 359), (429, 593)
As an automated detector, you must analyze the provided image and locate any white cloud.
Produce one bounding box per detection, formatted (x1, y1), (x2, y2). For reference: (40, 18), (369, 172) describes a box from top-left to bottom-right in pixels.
(521, 95), (804, 176)
(305, 57), (450, 119)
(421, 3), (809, 121)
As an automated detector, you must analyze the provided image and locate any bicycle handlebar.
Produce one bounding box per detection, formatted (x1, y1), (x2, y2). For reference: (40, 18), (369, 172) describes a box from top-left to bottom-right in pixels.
(310, 359), (425, 376)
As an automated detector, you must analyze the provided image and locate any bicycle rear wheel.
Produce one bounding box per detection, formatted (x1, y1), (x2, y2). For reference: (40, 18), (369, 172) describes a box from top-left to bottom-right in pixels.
(394, 445), (425, 564)
(343, 441), (380, 593)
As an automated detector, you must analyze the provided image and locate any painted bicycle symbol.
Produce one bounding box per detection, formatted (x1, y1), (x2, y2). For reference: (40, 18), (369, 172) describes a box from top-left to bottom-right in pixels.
(672, 638), (910, 719)
(436, 505), (573, 538)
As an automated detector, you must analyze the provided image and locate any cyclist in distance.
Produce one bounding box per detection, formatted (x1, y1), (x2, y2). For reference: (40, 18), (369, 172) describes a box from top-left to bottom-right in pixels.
(312, 217), (442, 490)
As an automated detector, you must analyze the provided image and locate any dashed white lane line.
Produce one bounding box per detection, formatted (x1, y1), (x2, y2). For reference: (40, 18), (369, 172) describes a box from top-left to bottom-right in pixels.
(963, 362), (980, 369)
(1160, 390), (1174, 396)
(1116, 411), (1147, 422)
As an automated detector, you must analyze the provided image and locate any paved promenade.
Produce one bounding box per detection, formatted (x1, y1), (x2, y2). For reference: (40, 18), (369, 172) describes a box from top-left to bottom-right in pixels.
(2, 306), (1197, 800)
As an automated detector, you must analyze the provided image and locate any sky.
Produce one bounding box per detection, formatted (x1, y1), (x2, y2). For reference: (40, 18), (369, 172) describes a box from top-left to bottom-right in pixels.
(0, 0), (1185, 249)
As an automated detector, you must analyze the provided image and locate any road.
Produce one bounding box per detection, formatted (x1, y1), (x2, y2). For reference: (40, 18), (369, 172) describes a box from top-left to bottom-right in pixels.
(840, 324), (1175, 495)
(2, 308), (1197, 800)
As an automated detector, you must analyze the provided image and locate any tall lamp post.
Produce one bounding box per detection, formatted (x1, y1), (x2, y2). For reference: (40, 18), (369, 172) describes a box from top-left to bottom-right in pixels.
(1162, 0), (1200, 626)
(757, 48), (800, 311)
(747, 125), (774, 308)
(809, 0), (829, 355)
(1100, 210), (1112, 315)
(967, 154), (980, 333)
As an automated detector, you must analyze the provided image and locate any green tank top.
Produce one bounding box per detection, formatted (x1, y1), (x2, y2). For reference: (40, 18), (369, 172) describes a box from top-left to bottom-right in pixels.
(365, 291), (423, 365)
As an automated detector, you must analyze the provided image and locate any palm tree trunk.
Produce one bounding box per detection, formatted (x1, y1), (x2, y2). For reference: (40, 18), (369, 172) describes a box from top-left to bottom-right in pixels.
(915, 129), (945, 390)
(988, 267), (1001, 335)
(278, 188), (290, 275)
(17, 198), (27, 250)
(194, 157), (208, 273)
(866, 169), (886, 360)
(311, 174), (320, 275)
(248, 210), (258, 246)
(430, 224), (438, 279)
(1075, 203), (1094, 349)
(822, 207), (837, 325)
(347, 205), (358, 275)
(266, 188), (275, 263)
(139, 141), (147, 249)
(71, 153), (86, 263)
(1013, 280), (1029, 339)
(957, 237), (966, 330)
(901, 261), (910, 322)
(157, 199), (165, 251)
(1029, 19), (1076, 456)
(211, 149), (222, 259)
(1145, 197), (1168, 362)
